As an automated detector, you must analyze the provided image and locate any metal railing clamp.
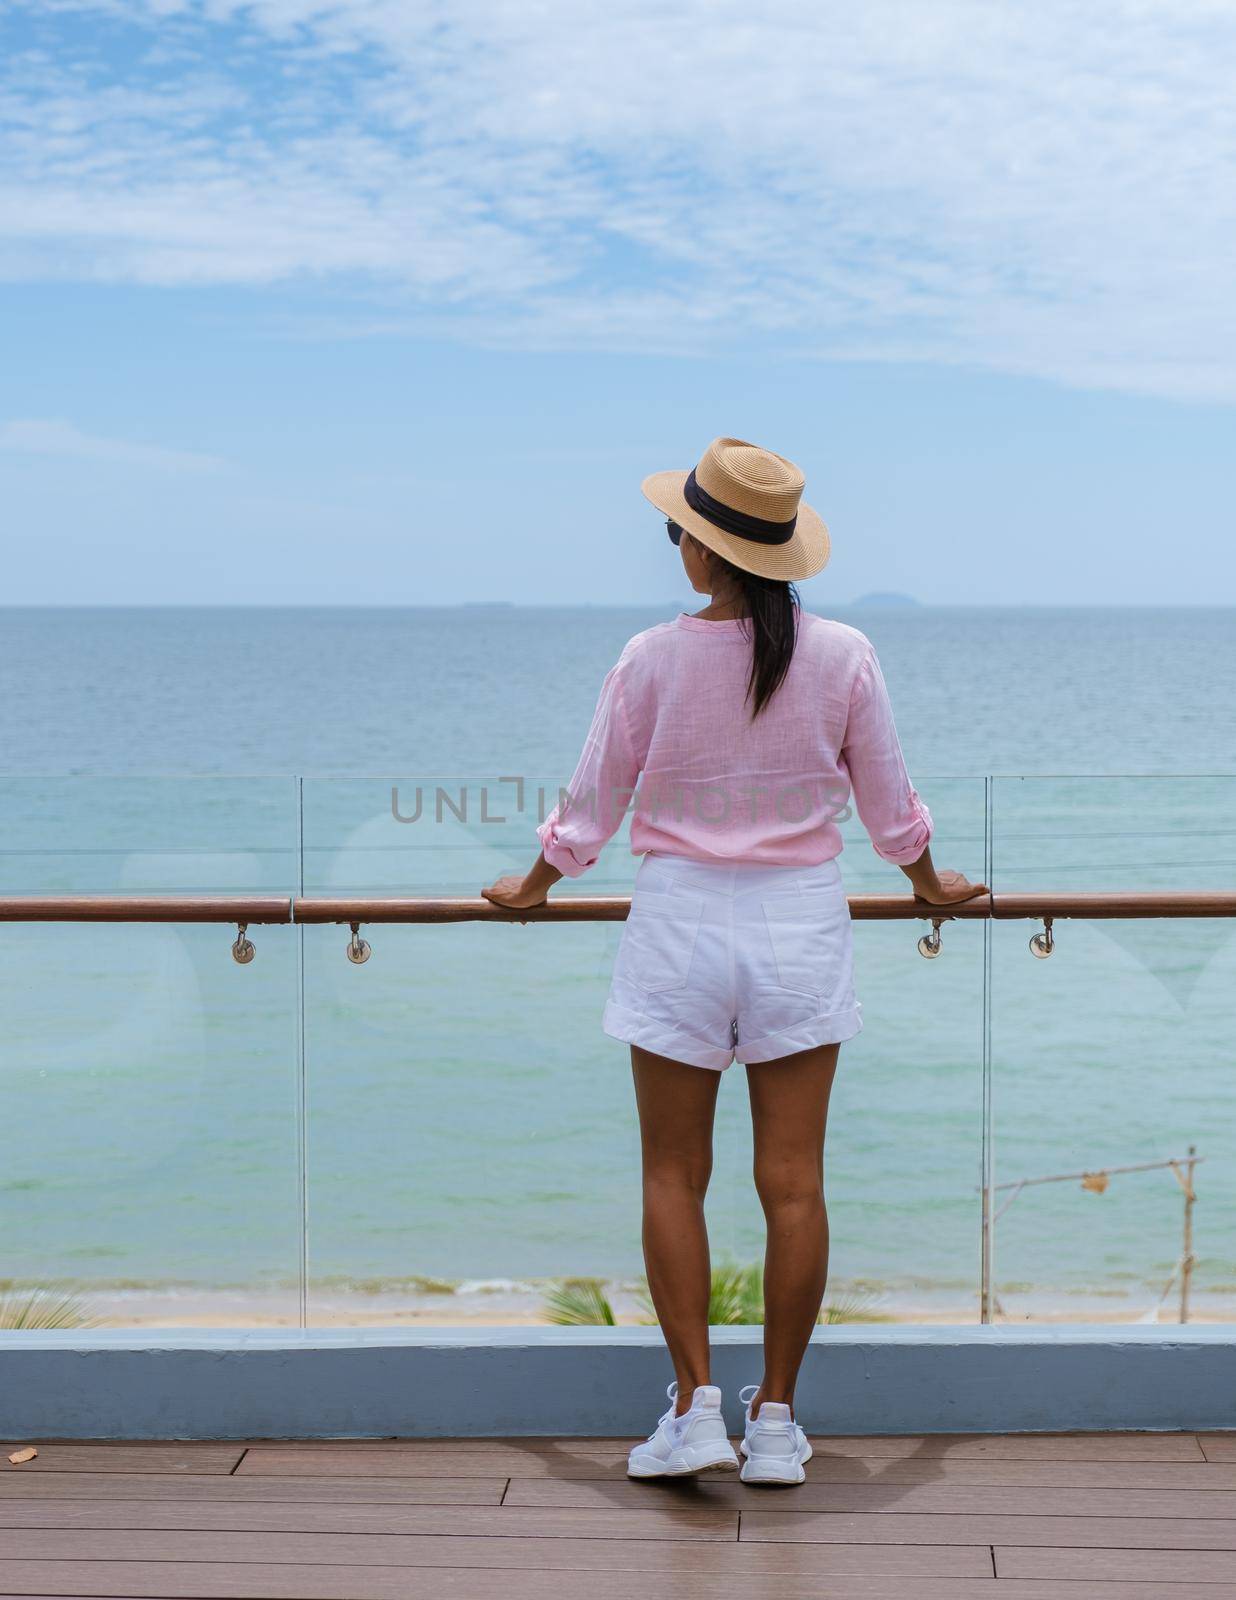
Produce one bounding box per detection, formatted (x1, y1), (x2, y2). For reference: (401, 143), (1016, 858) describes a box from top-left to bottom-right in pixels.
(917, 917), (946, 959)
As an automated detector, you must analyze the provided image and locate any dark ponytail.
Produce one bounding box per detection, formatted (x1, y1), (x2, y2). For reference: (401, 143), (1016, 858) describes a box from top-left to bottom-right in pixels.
(712, 550), (800, 718)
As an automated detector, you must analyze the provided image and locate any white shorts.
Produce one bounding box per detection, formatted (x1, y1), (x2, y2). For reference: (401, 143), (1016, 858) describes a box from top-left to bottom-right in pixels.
(603, 853), (862, 1072)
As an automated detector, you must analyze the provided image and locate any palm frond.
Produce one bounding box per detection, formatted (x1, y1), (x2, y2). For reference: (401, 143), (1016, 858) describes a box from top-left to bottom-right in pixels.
(636, 1260), (765, 1326)
(542, 1278), (616, 1326)
(0, 1288), (99, 1330)
(636, 1266), (889, 1327)
(818, 1288), (892, 1324)
(708, 1260), (764, 1325)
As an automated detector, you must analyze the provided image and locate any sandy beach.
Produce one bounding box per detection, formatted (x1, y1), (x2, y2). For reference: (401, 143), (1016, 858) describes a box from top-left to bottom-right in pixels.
(68, 1280), (1236, 1330)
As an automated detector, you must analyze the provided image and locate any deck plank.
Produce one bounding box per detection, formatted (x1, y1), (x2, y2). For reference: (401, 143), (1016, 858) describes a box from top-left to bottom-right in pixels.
(0, 1527), (991, 1575)
(12, 1448), (1233, 1490)
(6, 1557), (1236, 1600)
(234, 1433), (1208, 1478)
(233, 1439), (637, 1459)
(1, 1447), (244, 1476)
(505, 1475), (1236, 1518)
(997, 1545), (1236, 1582)
(0, 1496), (518, 1531)
(231, 1433), (1204, 1458)
(231, 1445), (1236, 1488)
(791, 1456), (1236, 1489)
(235, 1446), (630, 1479)
(1201, 1436), (1236, 1462)
(0, 1501), (738, 1544)
(742, 1509), (1236, 1548)
(0, 1472), (506, 1505)
(802, 1433), (1207, 1461)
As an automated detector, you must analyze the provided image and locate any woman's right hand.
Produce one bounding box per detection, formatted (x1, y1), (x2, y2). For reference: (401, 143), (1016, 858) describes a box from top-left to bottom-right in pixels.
(912, 869), (988, 905)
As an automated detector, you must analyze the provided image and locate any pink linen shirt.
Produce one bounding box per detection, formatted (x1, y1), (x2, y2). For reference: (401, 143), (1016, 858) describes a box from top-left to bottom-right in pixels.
(537, 611), (933, 877)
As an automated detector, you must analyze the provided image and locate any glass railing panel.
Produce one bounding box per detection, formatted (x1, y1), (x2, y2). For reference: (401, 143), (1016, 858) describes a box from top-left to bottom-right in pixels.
(0, 774), (300, 894)
(300, 773), (988, 1327)
(0, 777), (302, 1331)
(990, 775), (1236, 1324)
(300, 775), (639, 1325)
(814, 776), (989, 1325)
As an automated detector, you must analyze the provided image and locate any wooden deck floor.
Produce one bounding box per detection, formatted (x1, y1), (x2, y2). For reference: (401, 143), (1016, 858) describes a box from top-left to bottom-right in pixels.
(3, 1433), (1236, 1598)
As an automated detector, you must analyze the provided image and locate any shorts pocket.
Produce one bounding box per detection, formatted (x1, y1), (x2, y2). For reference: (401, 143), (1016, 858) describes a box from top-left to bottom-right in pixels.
(761, 889), (848, 1000)
(620, 889), (704, 993)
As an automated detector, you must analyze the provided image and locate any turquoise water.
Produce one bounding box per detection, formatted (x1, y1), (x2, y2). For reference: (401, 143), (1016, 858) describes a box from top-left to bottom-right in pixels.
(1, 606), (1234, 1322)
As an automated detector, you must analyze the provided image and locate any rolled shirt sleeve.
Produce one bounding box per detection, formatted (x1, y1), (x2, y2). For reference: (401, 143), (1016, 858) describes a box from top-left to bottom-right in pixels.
(841, 646), (933, 866)
(537, 662), (641, 877)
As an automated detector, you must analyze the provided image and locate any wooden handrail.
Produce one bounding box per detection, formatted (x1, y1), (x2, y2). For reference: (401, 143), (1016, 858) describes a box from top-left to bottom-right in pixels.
(1, 890), (1235, 923)
(0, 895), (294, 923)
(987, 892), (1236, 920)
(290, 891), (1236, 923)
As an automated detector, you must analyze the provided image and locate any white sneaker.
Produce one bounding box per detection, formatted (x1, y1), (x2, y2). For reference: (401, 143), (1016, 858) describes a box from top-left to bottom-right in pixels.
(738, 1384), (812, 1485)
(627, 1383), (740, 1478)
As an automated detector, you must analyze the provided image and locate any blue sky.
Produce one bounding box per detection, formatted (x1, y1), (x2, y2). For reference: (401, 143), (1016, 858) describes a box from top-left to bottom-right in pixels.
(2, 0), (1234, 606)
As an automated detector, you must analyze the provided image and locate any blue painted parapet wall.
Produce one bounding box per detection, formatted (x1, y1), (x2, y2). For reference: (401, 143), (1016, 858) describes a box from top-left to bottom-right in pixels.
(2, 1325), (1234, 1439)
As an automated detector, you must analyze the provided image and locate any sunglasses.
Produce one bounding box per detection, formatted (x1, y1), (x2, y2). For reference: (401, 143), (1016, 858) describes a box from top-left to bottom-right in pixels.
(666, 519), (684, 547)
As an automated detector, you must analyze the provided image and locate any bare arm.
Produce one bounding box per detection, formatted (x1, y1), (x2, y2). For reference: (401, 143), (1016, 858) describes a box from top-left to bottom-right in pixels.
(481, 851), (563, 911)
(842, 647), (984, 905)
(482, 650), (641, 909)
(898, 842), (986, 905)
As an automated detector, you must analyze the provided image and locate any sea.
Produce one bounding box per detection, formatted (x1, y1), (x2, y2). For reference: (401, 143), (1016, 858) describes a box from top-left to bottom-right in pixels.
(2, 604), (1234, 1326)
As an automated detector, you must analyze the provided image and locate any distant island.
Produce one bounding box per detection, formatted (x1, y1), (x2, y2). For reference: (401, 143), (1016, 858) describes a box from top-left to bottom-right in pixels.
(847, 591), (921, 608)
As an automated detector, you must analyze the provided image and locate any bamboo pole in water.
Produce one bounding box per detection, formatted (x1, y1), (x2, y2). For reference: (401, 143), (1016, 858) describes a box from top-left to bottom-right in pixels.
(1173, 1145), (1199, 1325)
(990, 1153), (1206, 1325)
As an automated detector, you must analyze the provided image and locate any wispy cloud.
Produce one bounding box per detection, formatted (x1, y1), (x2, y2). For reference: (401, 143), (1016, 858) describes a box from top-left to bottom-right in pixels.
(0, 419), (225, 471)
(1, 1), (1234, 400)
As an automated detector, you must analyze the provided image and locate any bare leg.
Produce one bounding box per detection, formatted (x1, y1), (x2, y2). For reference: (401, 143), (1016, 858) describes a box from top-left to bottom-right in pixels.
(631, 1044), (722, 1414)
(746, 1042), (840, 1416)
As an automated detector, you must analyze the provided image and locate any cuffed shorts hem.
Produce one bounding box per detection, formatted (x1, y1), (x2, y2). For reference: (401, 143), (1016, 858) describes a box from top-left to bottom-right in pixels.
(603, 999), (862, 1072)
(602, 1000), (733, 1072)
(737, 1004), (863, 1063)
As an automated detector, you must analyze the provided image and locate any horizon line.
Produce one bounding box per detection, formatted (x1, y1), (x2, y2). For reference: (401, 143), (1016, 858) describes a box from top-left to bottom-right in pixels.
(3, 600), (1236, 612)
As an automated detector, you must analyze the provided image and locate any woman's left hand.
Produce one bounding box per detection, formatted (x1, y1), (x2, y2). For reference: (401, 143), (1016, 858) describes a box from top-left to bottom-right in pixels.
(481, 874), (548, 910)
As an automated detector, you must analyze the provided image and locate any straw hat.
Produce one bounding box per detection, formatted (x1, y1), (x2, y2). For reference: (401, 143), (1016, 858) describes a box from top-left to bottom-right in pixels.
(642, 436), (829, 582)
